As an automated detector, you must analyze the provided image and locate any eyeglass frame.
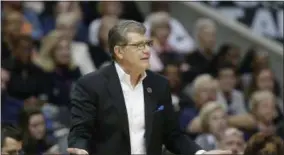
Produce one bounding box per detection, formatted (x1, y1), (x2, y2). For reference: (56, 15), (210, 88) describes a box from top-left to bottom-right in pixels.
(117, 39), (154, 51)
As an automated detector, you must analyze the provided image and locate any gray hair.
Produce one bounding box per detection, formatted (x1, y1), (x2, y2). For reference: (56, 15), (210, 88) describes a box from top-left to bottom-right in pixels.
(194, 18), (216, 42)
(108, 20), (146, 59)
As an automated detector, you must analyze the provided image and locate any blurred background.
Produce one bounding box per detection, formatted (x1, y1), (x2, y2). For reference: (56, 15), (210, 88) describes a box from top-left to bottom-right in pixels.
(1, 1), (283, 155)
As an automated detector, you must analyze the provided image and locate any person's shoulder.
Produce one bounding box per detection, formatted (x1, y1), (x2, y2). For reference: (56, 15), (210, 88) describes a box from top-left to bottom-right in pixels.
(76, 64), (112, 86)
(146, 70), (169, 85)
(77, 68), (104, 84)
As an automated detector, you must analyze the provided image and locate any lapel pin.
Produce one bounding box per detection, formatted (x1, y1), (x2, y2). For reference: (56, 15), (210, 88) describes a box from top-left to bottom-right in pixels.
(147, 87), (152, 93)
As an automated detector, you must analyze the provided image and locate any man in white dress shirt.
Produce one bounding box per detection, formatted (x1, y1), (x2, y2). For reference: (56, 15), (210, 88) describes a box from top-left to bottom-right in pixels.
(67, 20), (231, 155)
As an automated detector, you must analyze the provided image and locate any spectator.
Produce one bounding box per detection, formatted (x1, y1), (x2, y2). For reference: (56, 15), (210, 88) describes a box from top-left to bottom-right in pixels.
(217, 128), (245, 154)
(19, 105), (58, 155)
(195, 102), (228, 150)
(210, 43), (241, 76)
(162, 63), (191, 112)
(179, 74), (218, 137)
(2, 10), (23, 60)
(88, 15), (117, 68)
(244, 133), (284, 155)
(1, 61), (24, 125)
(55, 13), (95, 75)
(182, 18), (217, 83)
(215, 62), (247, 115)
(2, 1), (43, 40)
(40, 1), (88, 42)
(147, 11), (175, 71)
(89, 1), (123, 46)
(1, 124), (23, 155)
(144, 2), (195, 53)
(244, 90), (280, 139)
(5, 35), (48, 101)
(247, 68), (283, 113)
(239, 47), (271, 90)
(33, 30), (81, 108)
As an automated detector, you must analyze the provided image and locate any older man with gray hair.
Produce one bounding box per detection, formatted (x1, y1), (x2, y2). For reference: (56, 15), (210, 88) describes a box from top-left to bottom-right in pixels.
(67, 20), (231, 155)
(183, 18), (217, 84)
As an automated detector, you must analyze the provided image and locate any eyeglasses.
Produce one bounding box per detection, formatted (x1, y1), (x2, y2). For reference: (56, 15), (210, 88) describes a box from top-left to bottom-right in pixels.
(119, 40), (153, 50)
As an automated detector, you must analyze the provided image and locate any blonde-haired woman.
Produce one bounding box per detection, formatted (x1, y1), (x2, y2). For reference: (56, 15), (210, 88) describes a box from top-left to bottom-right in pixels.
(246, 90), (279, 137)
(34, 30), (81, 110)
(195, 101), (228, 150)
(179, 74), (219, 137)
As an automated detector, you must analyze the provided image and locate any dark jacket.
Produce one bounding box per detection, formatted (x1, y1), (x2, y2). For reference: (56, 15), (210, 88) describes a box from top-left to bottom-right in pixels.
(68, 63), (201, 155)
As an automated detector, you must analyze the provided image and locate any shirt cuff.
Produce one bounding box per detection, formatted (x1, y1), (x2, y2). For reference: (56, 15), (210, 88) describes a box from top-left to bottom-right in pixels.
(195, 150), (207, 155)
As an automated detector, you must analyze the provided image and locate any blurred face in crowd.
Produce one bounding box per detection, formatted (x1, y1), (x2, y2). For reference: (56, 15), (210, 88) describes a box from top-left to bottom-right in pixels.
(29, 113), (46, 140)
(254, 94), (276, 123)
(3, 11), (23, 37)
(55, 2), (81, 16)
(208, 108), (227, 138)
(1, 137), (22, 155)
(253, 53), (269, 71)
(56, 22), (76, 41)
(195, 80), (218, 107)
(115, 32), (152, 73)
(14, 37), (34, 64)
(164, 64), (181, 91)
(1, 68), (10, 92)
(226, 47), (241, 67)
(53, 40), (71, 66)
(198, 24), (216, 51)
(99, 16), (118, 48)
(100, 1), (123, 17)
(218, 128), (245, 154)
(153, 25), (171, 45)
(218, 68), (236, 93)
(256, 69), (274, 92)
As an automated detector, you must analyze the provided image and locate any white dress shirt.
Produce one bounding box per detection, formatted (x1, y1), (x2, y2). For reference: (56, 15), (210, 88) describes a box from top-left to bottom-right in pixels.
(115, 63), (147, 154)
(115, 63), (206, 155)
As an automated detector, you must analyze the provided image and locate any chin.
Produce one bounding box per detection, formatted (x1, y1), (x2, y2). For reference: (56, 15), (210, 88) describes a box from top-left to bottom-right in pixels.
(141, 63), (150, 70)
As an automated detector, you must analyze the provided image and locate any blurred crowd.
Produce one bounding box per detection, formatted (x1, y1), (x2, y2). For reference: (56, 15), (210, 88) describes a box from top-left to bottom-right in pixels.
(1, 1), (283, 155)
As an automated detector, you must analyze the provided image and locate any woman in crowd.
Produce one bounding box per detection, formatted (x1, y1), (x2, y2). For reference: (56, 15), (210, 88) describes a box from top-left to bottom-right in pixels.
(88, 15), (118, 68)
(248, 68), (283, 114)
(243, 90), (280, 140)
(33, 30), (81, 108)
(179, 74), (218, 138)
(162, 63), (192, 112)
(195, 102), (228, 150)
(244, 132), (284, 155)
(19, 105), (58, 155)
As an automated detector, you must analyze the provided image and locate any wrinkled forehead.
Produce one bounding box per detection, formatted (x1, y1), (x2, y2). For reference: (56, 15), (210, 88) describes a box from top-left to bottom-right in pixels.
(125, 32), (148, 43)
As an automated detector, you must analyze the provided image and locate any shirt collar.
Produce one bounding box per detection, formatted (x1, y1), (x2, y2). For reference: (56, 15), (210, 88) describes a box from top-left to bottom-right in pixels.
(114, 62), (147, 86)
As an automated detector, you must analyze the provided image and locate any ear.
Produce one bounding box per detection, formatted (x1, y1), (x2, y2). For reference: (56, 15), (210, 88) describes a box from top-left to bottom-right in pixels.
(114, 46), (123, 60)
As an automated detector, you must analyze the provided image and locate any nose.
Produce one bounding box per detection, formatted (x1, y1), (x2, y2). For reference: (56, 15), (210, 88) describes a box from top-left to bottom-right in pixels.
(143, 45), (151, 55)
